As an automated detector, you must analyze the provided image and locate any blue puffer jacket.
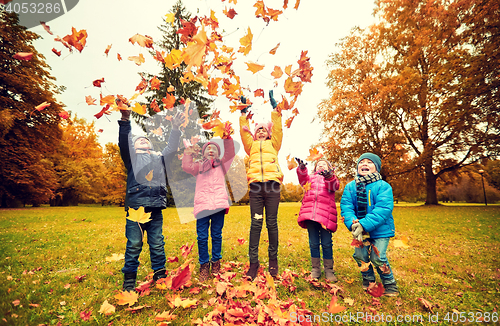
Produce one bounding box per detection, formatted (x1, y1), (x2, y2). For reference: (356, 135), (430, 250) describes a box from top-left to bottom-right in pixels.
(340, 179), (395, 238)
(118, 120), (181, 210)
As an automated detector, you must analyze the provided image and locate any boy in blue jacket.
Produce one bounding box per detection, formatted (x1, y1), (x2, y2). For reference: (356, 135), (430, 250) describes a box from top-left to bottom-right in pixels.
(118, 101), (183, 291)
(340, 153), (399, 296)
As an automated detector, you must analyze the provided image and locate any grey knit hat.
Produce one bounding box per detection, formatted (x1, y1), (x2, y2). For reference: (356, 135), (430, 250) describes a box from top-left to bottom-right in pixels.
(132, 135), (150, 149)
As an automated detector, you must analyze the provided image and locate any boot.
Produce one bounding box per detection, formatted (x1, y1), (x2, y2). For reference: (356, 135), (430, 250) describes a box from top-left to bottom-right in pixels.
(122, 272), (137, 292)
(246, 262), (260, 281)
(324, 259), (338, 282)
(269, 259), (278, 278)
(199, 262), (210, 282)
(211, 260), (221, 275)
(153, 268), (167, 282)
(310, 257), (321, 279)
(383, 281), (399, 297)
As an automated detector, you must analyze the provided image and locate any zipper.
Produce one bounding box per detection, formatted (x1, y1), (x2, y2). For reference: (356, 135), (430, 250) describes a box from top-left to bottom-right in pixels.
(260, 141), (264, 182)
(368, 189), (371, 206)
(311, 176), (320, 221)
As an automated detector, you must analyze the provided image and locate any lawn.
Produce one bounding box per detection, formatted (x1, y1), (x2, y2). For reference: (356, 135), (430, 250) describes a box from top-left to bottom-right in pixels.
(1, 203), (499, 325)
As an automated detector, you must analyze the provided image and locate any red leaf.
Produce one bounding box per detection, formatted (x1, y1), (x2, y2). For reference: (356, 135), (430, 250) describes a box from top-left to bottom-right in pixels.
(171, 263), (191, 291)
(351, 238), (364, 248)
(167, 256), (179, 263)
(366, 282), (384, 297)
(35, 102), (50, 111)
(94, 105), (110, 119)
(52, 48), (61, 56)
(59, 111), (69, 119)
(79, 310), (91, 321)
(93, 78), (105, 87)
(40, 21), (53, 35)
(180, 242), (195, 259)
(13, 52), (33, 61)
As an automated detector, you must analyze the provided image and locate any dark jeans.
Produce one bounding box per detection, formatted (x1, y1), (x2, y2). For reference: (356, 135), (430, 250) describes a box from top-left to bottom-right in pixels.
(122, 208), (166, 274)
(248, 181), (281, 264)
(196, 209), (225, 265)
(306, 220), (333, 259)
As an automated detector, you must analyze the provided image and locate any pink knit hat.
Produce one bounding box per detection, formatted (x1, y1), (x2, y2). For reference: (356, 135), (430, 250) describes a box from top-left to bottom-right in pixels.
(201, 141), (221, 158)
(253, 122), (272, 140)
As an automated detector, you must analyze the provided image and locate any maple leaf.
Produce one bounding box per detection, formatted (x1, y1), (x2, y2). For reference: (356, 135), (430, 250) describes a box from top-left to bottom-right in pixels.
(207, 77), (221, 96)
(104, 44), (112, 57)
(135, 78), (148, 93)
(269, 43), (280, 55)
(285, 116), (295, 128)
(213, 121), (234, 139)
(62, 27), (87, 52)
(180, 242), (195, 259)
(271, 66), (283, 79)
(238, 27), (253, 56)
(246, 62), (265, 74)
(286, 154), (298, 170)
(237, 238), (246, 245)
(99, 94), (115, 106)
(359, 260), (371, 272)
(98, 300), (115, 315)
(328, 295), (346, 314)
(35, 102), (50, 111)
(80, 310), (91, 321)
(114, 290), (138, 306)
(155, 310), (177, 322)
(223, 7), (238, 19)
(13, 52), (33, 61)
(129, 33), (154, 48)
(183, 25), (208, 71)
(127, 206), (152, 224)
(284, 76), (303, 97)
(393, 236), (410, 248)
(162, 94), (176, 109)
(128, 53), (145, 66)
(351, 238), (364, 248)
(306, 147), (323, 161)
(52, 48), (61, 56)
(165, 12), (176, 26)
(150, 99), (160, 113)
(367, 282), (384, 297)
(418, 297), (434, 313)
(131, 103), (146, 115)
(177, 18), (198, 44)
(85, 96), (96, 105)
(59, 111), (69, 119)
(117, 53), (122, 61)
(254, 89), (264, 97)
(150, 76), (162, 90)
(105, 253), (125, 262)
(171, 261), (192, 291)
(302, 182), (311, 192)
(167, 256), (179, 263)
(40, 22), (53, 35)
(93, 78), (105, 87)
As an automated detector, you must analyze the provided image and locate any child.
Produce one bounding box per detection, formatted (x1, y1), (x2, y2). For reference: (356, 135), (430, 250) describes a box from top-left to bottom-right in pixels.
(340, 153), (399, 296)
(239, 91), (283, 280)
(182, 136), (235, 282)
(118, 103), (183, 292)
(296, 158), (339, 281)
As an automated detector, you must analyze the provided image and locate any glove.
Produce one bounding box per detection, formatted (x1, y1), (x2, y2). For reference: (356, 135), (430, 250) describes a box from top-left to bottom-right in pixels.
(269, 90), (277, 109)
(352, 223), (364, 241)
(240, 96), (252, 113)
(171, 111), (184, 130)
(295, 157), (307, 169)
(318, 169), (334, 179)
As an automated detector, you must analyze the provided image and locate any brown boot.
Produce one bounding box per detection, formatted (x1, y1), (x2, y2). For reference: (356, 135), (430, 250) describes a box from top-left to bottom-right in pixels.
(211, 260), (221, 275)
(324, 259), (338, 282)
(246, 262), (260, 281)
(269, 259), (278, 278)
(199, 262), (210, 282)
(311, 257), (321, 279)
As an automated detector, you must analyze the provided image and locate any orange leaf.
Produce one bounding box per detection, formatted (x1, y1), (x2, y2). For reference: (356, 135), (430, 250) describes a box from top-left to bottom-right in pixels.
(254, 89), (264, 97)
(93, 78), (105, 87)
(13, 52), (33, 61)
(35, 101), (50, 111)
(151, 98), (160, 113)
(114, 291), (138, 306)
(150, 76), (162, 90)
(271, 66), (283, 79)
(284, 65), (292, 76)
(246, 62), (264, 74)
(85, 96), (96, 105)
(367, 282), (384, 297)
(98, 300), (115, 315)
(359, 260), (371, 272)
(99, 94), (115, 106)
(328, 295), (346, 314)
(284, 76), (303, 97)
(302, 182), (311, 192)
(129, 33), (154, 48)
(269, 43), (280, 55)
(238, 27), (253, 56)
(286, 154), (298, 170)
(40, 22), (53, 35)
(201, 119), (222, 130)
(62, 27), (87, 52)
(128, 53), (145, 66)
(104, 44), (112, 57)
(305, 147), (323, 161)
(131, 103), (146, 115)
(162, 94), (176, 109)
(223, 7), (237, 19)
(117, 53), (122, 61)
(183, 25), (208, 71)
(207, 78), (221, 96)
(59, 111), (69, 119)
(285, 116), (295, 128)
(52, 48), (61, 56)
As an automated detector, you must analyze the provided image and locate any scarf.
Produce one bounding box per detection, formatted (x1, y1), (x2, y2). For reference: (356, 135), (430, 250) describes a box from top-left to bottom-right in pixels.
(200, 158), (222, 174)
(355, 172), (382, 219)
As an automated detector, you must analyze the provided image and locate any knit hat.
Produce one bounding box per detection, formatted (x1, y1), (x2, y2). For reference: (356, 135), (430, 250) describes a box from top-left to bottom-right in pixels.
(253, 122), (272, 140)
(313, 158), (333, 172)
(357, 153), (382, 172)
(201, 141), (221, 158)
(132, 135), (151, 149)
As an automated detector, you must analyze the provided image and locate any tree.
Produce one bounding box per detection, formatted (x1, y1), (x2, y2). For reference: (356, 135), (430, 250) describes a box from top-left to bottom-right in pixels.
(0, 11), (64, 207)
(319, 0), (500, 205)
(101, 143), (127, 206)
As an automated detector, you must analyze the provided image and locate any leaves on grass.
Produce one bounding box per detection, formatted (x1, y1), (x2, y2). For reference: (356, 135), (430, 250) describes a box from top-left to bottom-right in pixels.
(393, 236), (410, 248)
(366, 282), (384, 297)
(105, 253), (125, 262)
(114, 290), (138, 306)
(418, 297), (434, 313)
(328, 295), (346, 313)
(98, 300), (115, 315)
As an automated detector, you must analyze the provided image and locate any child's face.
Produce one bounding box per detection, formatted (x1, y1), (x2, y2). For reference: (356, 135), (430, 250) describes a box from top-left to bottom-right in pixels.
(203, 144), (219, 159)
(255, 127), (269, 141)
(358, 159), (377, 176)
(316, 161), (329, 172)
(134, 137), (151, 151)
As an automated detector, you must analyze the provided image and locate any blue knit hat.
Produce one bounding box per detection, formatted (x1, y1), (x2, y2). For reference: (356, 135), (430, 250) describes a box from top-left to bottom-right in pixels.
(357, 153), (382, 172)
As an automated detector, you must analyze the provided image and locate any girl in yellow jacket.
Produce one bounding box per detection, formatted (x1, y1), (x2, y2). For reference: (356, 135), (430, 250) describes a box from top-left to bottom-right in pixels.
(239, 91), (283, 280)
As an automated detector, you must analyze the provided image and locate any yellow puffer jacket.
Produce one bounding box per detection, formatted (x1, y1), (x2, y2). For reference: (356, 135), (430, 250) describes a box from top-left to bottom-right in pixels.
(239, 111), (284, 184)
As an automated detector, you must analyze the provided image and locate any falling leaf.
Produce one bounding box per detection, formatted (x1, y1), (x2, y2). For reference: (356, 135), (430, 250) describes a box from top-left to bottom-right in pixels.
(52, 48), (61, 56)
(99, 94), (115, 106)
(13, 52), (33, 61)
(128, 53), (145, 66)
(127, 206), (152, 224)
(285, 116), (295, 128)
(269, 43), (280, 55)
(162, 94), (176, 109)
(328, 295), (346, 314)
(105, 253), (125, 262)
(254, 89), (264, 97)
(208, 78), (221, 96)
(40, 22), (53, 35)
(238, 27), (253, 56)
(223, 7), (238, 19)
(98, 300), (115, 315)
(246, 62), (265, 74)
(302, 182), (311, 192)
(286, 154), (298, 170)
(306, 147), (323, 161)
(367, 282), (384, 297)
(359, 260), (371, 272)
(114, 291), (138, 306)
(129, 33), (154, 48)
(271, 66), (283, 79)
(150, 76), (162, 90)
(59, 111), (69, 119)
(85, 96), (96, 105)
(35, 102), (50, 111)
(104, 44), (112, 57)
(165, 12), (176, 26)
(180, 242), (194, 259)
(117, 53), (122, 61)
(62, 27), (87, 52)
(212, 121), (234, 139)
(167, 256), (179, 263)
(131, 103), (146, 115)
(151, 98), (160, 113)
(183, 25), (208, 71)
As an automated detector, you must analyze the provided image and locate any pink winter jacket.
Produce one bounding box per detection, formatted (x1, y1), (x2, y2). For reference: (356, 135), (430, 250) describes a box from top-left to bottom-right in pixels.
(297, 166), (339, 232)
(182, 139), (235, 218)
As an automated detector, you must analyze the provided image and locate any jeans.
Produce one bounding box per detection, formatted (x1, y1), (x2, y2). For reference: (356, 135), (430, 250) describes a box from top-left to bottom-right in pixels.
(196, 209), (225, 265)
(248, 181), (281, 264)
(353, 237), (396, 285)
(122, 208), (166, 274)
(306, 220), (333, 259)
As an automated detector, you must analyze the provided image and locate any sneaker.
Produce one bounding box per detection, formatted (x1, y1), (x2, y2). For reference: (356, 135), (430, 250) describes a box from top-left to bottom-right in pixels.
(199, 262), (210, 282)
(122, 273), (137, 292)
(211, 260), (221, 275)
(383, 282), (399, 297)
(153, 268), (167, 282)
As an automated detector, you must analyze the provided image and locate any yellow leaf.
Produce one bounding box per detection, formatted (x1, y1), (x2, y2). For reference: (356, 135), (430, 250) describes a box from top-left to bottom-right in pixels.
(180, 298), (197, 308)
(393, 239), (410, 248)
(246, 61), (265, 74)
(271, 66), (283, 79)
(238, 27), (253, 56)
(165, 49), (183, 70)
(114, 291), (138, 306)
(127, 206), (152, 224)
(165, 13), (175, 26)
(98, 300), (115, 315)
(105, 253), (125, 262)
(183, 25), (208, 71)
(145, 170), (154, 181)
(128, 53), (145, 66)
(302, 182), (311, 192)
(269, 43), (280, 55)
(286, 154), (298, 170)
(131, 103), (146, 115)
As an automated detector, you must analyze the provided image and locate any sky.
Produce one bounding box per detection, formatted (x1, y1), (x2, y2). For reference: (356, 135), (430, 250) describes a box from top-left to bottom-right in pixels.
(29, 0), (377, 184)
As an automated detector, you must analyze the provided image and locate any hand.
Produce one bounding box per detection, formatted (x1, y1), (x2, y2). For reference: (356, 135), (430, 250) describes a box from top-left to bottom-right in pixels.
(120, 108), (131, 121)
(171, 111), (184, 130)
(117, 98), (131, 121)
(240, 96), (251, 113)
(318, 169), (334, 179)
(269, 90), (277, 109)
(295, 157), (307, 169)
(351, 223), (364, 241)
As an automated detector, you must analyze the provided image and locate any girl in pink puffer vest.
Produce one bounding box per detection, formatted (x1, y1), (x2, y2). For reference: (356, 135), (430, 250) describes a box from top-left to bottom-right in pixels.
(296, 158), (339, 282)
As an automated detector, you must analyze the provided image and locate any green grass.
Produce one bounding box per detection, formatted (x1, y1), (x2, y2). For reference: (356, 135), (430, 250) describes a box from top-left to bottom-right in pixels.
(1, 203), (499, 325)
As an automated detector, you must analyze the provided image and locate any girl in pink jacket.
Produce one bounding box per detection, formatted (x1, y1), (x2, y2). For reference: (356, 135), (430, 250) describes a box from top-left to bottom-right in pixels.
(182, 137), (235, 282)
(296, 158), (339, 282)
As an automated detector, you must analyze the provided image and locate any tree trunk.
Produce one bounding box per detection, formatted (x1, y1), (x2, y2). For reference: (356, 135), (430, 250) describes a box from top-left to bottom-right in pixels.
(424, 161), (439, 205)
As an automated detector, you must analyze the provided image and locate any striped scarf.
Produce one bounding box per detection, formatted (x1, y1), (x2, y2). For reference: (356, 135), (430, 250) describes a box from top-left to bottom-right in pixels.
(355, 172), (382, 219)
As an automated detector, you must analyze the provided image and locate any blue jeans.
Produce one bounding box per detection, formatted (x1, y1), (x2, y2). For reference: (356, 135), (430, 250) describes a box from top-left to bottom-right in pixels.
(122, 208), (166, 274)
(196, 209), (225, 265)
(306, 220), (333, 259)
(353, 237), (396, 285)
